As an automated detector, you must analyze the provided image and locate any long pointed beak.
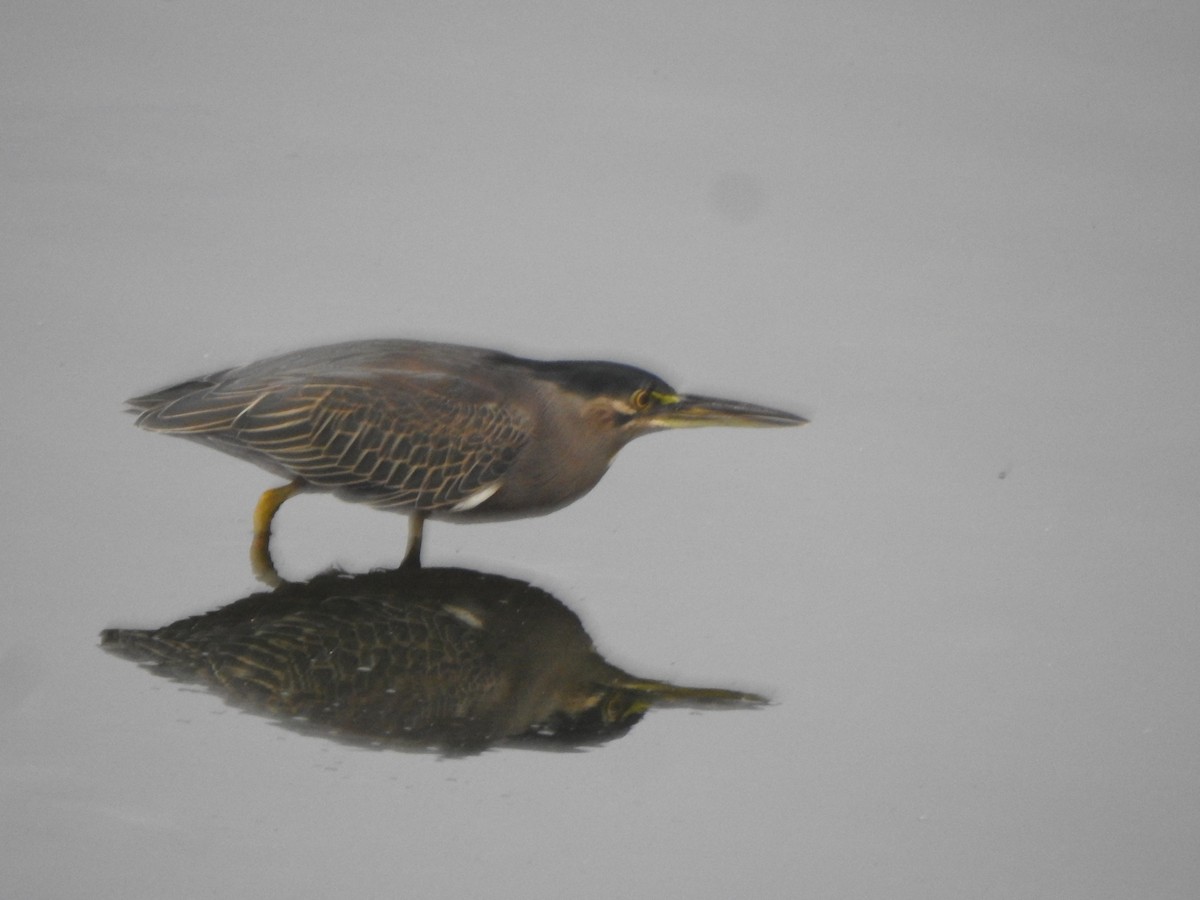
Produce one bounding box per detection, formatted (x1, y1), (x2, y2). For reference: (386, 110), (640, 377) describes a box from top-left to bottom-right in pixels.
(650, 394), (808, 429)
(617, 677), (769, 707)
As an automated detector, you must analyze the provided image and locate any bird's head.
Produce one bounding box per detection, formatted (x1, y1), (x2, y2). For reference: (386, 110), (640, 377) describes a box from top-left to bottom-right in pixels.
(530, 359), (808, 444)
(530, 676), (768, 744)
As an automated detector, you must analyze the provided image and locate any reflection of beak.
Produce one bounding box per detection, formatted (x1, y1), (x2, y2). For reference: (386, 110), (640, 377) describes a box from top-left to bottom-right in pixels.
(621, 678), (769, 707)
(651, 394), (808, 429)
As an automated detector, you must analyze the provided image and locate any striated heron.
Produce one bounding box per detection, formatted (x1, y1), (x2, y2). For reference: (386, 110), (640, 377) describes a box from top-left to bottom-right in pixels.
(128, 339), (806, 577)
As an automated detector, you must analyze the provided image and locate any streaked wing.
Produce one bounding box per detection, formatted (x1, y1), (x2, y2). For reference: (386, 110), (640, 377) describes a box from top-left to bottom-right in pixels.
(103, 593), (505, 741)
(133, 368), (530, 513)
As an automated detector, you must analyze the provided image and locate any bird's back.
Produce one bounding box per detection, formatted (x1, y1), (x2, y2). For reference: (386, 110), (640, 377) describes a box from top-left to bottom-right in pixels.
(128, 339), (516, 425)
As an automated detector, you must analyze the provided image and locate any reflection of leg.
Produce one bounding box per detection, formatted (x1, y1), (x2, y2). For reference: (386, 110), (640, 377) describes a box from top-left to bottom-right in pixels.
(401, 514), (425, 569)
(250, 478), (306, 585)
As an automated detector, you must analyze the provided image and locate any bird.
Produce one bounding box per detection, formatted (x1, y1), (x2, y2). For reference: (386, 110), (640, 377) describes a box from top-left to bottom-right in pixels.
(128, 339), (806, 579)
(101, 565), (766, 752)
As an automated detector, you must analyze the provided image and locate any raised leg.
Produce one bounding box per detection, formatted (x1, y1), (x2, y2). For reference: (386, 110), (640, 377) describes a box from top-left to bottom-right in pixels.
(250, 478), (306, 585)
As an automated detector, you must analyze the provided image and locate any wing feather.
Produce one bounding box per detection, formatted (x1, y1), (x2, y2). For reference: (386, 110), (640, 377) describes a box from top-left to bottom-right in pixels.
(132, 366), (530, 514)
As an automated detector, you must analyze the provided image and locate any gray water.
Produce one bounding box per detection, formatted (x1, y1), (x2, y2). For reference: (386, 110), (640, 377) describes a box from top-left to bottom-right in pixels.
(3, 3), (1199, 898)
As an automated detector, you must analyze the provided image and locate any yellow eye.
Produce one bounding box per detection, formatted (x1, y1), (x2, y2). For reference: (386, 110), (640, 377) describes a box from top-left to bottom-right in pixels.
(631, 388), (654, 411)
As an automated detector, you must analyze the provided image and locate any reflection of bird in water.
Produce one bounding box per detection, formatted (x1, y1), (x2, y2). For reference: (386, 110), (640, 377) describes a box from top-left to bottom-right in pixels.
(101, 567), (765, 752)
(128, 339), (805, 580)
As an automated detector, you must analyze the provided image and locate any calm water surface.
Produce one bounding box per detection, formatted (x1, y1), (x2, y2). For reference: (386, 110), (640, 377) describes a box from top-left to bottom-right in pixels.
(3, 4), (1199, 898)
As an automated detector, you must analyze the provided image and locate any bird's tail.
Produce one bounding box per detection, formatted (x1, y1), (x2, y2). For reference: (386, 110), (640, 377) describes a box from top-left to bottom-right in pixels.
(100, 628), (190, 669)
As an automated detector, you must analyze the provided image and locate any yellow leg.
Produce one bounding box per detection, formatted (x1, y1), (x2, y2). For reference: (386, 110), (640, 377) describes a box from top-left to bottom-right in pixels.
(250, 478), (306, 585)
(400, 514), (425, 569)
